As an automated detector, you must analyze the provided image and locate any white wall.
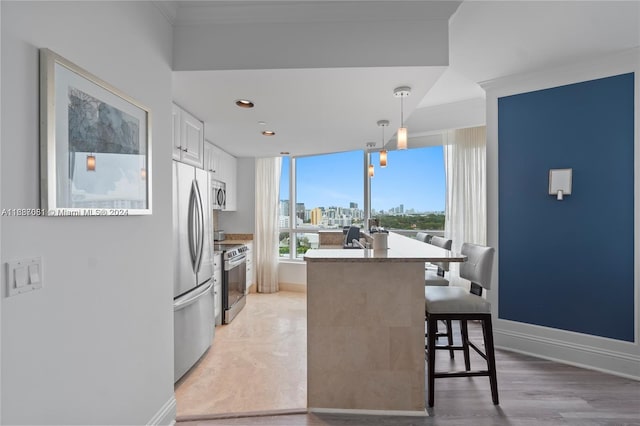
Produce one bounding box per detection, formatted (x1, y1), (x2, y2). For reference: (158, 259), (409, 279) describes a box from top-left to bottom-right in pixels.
(484, 48), (640, 380)
(218, 157), (255, 234)
(279, 261), (307, 288)
(1, 2), (175, 424)
(0, 3), (3, 419)
(172, 2), (455, 71)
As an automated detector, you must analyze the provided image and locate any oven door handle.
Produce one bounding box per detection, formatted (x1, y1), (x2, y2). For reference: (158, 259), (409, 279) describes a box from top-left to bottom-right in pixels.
(225, 254), (246, 270)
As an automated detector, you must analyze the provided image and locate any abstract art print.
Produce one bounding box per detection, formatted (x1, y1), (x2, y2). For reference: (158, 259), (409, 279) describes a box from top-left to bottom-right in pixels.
(40, 48), (152, 216)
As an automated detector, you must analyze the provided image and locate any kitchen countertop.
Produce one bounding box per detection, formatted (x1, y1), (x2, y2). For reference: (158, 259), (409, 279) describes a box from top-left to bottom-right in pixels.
(214, 239), (253, 245)
(304, 231), (465, 263)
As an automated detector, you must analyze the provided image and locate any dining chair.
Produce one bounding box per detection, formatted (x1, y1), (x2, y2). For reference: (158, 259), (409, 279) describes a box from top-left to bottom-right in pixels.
(424, 242), (497, 407)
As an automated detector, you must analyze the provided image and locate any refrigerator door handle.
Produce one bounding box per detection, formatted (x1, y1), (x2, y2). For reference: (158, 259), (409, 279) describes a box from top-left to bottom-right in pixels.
(193, 180), (205, 274)
(173, 280), (214, 311)
(187, 180), (198, 271)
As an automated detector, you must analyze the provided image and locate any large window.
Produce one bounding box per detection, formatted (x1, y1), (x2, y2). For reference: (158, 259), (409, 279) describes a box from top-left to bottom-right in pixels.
(279, 146), (445, 260)
(369, 146), (445, 232)
(279, 151), (364, 259)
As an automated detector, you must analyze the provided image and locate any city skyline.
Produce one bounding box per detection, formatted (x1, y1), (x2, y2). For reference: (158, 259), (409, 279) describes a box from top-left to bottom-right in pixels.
(279, 146), (445, 213)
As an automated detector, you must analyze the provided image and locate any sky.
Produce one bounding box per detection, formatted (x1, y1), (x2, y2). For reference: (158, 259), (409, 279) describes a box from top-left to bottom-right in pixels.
(279, 146), (445, 213)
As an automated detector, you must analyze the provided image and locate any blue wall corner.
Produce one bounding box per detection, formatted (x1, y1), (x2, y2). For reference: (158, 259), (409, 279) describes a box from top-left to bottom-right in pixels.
(498, 73), (635, 342)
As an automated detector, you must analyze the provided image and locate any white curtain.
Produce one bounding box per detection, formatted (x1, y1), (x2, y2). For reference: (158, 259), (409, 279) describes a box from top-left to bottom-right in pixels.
(255, 157), (282, 293)
(443, 126), (487, 288)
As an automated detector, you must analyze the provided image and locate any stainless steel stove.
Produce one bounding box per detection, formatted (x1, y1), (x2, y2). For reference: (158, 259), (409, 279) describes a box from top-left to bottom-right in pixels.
(214, 244), (248, 323)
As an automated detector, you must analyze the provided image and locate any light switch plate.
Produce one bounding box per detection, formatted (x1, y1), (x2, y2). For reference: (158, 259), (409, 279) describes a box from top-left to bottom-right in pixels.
(6, 257), (43, 297)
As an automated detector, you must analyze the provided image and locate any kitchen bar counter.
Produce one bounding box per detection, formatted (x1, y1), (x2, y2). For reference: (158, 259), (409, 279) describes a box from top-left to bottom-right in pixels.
(304, 231), (464, 415)
(306, 231), (465, 263)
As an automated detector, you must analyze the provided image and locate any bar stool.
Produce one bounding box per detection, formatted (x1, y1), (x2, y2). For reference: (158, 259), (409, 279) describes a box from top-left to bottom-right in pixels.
(425, 236), (452, 286)
(415, 232), (433, 243)
(424, 242), (497, 407)
(423, 236), (454, 356)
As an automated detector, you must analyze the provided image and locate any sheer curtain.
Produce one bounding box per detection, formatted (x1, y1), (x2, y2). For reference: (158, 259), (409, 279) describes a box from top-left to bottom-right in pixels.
(255, 157), (282, 293)
(443, 126), (487, 288)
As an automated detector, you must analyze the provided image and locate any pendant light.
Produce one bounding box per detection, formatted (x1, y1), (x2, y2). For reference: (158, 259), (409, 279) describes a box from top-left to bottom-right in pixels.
(366, 142), (376, 178)
(393, 86), (411, 150)
(86, 153), (96, 171)
(377, 120), (389, 167)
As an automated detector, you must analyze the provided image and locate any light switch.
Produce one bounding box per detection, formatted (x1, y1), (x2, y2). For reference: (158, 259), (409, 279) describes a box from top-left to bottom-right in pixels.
(28, 263), (41, 284)
(14, 266), (28, 288)
(6, 257), (43, 297)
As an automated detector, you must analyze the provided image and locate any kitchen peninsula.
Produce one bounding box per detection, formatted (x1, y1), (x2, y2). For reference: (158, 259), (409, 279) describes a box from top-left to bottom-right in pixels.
(304, 232), (465, 415)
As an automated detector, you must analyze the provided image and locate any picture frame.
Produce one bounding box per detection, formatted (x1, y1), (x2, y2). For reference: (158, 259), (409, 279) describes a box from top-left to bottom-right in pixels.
(40, 48), (152, 216)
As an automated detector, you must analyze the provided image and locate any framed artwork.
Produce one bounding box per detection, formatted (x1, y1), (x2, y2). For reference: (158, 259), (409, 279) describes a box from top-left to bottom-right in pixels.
(40, 48), (152, 216)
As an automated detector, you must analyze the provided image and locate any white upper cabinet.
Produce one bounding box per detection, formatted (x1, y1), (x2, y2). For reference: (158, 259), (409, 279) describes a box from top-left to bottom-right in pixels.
(204, 140), (237, 211)
(172, 104), (182, 161)
(220, 150), (237, 211)
(204, 140), (222, 177)
(172, 103), (204, 168)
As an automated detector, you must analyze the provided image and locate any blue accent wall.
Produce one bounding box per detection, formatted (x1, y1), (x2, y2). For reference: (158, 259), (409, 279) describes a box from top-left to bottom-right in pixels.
(498, 73), (635, 342)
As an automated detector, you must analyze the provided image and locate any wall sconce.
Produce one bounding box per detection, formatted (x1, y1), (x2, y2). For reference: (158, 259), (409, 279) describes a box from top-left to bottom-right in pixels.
(549, 168), (572, 200)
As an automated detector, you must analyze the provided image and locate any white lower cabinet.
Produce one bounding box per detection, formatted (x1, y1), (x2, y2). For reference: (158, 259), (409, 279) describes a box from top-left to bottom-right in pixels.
(213, 253), (222, 326)
(245, 242), (253, 294)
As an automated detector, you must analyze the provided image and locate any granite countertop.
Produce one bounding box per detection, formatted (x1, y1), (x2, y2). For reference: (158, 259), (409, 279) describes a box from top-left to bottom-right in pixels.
(215, 239), (253, 245)
(214, 233), (253, 245)
(304, 231), (465, 263)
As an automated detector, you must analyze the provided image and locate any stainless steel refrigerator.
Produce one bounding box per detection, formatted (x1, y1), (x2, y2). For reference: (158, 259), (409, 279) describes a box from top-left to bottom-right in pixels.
(173, 160), (215, 382)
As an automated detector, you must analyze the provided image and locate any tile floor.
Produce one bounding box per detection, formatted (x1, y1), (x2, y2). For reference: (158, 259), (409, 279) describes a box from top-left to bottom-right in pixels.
(175, 291), (307, 420)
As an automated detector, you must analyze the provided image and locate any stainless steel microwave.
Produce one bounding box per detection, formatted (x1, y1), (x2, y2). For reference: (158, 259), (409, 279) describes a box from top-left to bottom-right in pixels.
(212, 179), (226, 210)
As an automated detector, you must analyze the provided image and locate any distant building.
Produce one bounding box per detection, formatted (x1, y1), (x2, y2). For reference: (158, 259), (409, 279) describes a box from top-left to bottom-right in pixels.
(296, 202), (305, 221)
(350, 202), (358, 209)
(279, 200), (290, 216)
(310, 208), (323, 225)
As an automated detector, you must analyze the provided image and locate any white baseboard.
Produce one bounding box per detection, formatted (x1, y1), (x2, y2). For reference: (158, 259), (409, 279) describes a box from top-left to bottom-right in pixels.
(279, 282), (307, 293)
(147, 396), (176, 426)
(309, 407), (427, 417)
(495, 326), (640, 380)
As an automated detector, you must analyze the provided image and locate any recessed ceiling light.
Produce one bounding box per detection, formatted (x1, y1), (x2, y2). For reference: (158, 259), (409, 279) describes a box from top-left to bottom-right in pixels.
(235, 99), (254, 108)
(262, 130), (276, 136)
(258, 121), (267, 126)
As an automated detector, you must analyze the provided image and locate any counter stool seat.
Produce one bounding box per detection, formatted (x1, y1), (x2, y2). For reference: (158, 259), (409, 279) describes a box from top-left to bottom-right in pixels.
(425, 286), (491, 313)
(424, 270), (450, 286)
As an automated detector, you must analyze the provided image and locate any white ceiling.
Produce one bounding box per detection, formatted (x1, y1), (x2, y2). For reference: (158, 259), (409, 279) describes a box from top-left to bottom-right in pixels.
(166, 1), (640, 158)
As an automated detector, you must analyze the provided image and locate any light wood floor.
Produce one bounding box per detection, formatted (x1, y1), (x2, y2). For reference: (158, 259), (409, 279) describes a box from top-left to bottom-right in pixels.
(176, 291), (640, 426)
